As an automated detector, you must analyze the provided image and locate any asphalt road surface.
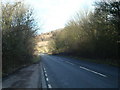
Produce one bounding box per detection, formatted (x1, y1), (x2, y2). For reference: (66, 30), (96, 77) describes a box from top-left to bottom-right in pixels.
(2, 54), (119, 88)
(41, 54), (119, 88)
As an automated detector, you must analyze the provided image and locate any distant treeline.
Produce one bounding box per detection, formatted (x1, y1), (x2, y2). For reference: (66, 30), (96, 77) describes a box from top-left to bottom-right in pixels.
(2, 2), (39, 76)
(49, 0), (119, 64)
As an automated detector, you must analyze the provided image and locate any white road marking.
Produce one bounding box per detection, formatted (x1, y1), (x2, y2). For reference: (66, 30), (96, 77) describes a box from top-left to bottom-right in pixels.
(44, 68), (46, 71)
(43, 66), (52, 88)
(79, 66), (107, 77)
(45, 73), (47, 77)
(66, 61), (74, 65)
(48, 84), (52, 88)
(46, 78), (49, 81)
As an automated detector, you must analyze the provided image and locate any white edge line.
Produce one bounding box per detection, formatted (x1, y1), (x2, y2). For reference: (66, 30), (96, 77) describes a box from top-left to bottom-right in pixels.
(44, 68), (46, 71)
(80, 66), (107, 77)
(48, 84), (52, 88)
(46, 78), (49, 81)
(45, 73), (47, 77)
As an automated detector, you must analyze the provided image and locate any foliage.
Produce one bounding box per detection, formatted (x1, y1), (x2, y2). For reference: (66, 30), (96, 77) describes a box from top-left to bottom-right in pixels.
(49, 0), (119, 63)
(2, 2), (38, 75)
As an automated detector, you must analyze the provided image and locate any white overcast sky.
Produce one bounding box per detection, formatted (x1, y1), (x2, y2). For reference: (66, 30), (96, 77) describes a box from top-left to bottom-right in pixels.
(2, 0), (98, 34)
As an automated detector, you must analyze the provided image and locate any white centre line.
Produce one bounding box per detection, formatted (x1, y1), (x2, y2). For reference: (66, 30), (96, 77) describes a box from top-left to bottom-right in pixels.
(66, 61), (74, 65)
(79, 66), (107, 77)
(48, 84), (52, 88)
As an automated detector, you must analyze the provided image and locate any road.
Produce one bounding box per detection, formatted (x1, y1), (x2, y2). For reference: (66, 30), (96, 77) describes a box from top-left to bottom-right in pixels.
(2, 54), (119, 88)
(41, 54), (119, 88)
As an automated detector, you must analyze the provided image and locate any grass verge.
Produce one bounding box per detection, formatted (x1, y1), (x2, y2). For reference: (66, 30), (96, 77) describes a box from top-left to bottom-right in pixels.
(32, 55), (41, 63)
(3, 55), (41, 78)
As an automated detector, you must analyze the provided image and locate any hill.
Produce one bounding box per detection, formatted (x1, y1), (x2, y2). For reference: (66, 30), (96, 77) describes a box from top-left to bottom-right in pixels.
(34, 28), (63, 54)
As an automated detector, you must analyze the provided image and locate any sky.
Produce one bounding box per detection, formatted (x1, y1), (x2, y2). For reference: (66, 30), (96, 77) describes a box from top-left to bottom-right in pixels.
(2, 0), (97, 34)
